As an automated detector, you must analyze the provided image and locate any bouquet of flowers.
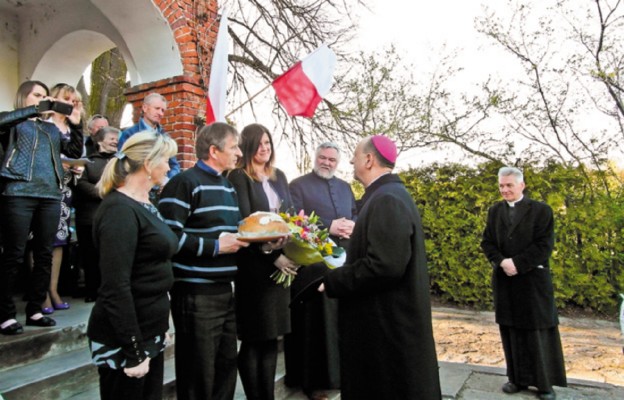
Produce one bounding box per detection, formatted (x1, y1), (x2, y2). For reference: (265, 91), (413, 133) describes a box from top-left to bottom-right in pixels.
(271, 210), (344, 287)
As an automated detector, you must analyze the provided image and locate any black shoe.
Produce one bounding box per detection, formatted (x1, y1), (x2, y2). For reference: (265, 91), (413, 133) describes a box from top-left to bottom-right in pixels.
(502, 382), (526, 394)
(0, 322), (24, 335)
(538, 390), (556, 400)
(26, 316), (56, 327)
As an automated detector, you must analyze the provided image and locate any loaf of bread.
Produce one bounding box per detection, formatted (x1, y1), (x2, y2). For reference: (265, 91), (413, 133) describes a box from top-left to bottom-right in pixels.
(238, 211), (290, 238)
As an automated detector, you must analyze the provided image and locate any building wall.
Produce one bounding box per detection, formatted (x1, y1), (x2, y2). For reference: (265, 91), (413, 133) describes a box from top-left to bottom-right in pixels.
(0, 11), (19, 109)
(124, 0), (220, 168)
(0, 0), (221, 167)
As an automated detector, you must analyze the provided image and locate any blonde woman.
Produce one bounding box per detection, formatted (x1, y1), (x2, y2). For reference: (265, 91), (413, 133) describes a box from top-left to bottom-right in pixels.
(41, 83), (84, 314)
(87, 131), (178, 400)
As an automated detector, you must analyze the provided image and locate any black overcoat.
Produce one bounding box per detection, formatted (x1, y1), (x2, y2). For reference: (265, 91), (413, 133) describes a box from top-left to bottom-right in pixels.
(227, 167), (293, 341)
(324, 174), (441, 400)
(481, 198), (559, 329)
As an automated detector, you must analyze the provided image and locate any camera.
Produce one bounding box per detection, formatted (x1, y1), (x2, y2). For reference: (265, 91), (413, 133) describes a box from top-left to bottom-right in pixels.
(37, 100), (73, 115)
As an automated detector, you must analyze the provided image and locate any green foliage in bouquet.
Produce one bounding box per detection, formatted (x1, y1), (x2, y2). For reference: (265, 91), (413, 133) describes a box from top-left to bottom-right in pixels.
(271, 210), (342, 287)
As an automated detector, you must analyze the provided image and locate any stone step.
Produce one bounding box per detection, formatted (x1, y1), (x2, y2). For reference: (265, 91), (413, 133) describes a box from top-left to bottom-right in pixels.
(0, 299), (321, 400)
(0, 339), (175, 400)
(0, 344), (327, 400)
(62, 356), (178, 400)
(0, 301), (92, 371)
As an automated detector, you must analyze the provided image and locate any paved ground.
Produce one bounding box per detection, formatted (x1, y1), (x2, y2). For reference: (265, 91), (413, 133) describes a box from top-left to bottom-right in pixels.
(3, 300), (623, 399)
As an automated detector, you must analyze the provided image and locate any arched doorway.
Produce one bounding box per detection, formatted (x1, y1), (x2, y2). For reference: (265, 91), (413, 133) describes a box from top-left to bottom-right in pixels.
(0, 0), (219, 166)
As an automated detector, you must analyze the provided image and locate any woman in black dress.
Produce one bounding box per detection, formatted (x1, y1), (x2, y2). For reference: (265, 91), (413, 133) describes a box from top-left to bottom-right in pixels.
(87, 131), (178, 400)
(227, 123), (298, 400)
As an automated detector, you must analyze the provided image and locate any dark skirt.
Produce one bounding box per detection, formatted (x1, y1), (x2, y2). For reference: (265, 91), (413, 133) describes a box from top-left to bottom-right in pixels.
(235, 258), (290, 342)
(500, 325), (567, 391)
(284, 291), (340, 392)
(53, 183), (72, 247)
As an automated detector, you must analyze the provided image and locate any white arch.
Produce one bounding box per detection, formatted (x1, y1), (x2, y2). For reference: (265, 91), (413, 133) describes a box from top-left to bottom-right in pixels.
(92, 0), (184, 85)
(32, 30), (118, 88)
(16, 0), (183, 86)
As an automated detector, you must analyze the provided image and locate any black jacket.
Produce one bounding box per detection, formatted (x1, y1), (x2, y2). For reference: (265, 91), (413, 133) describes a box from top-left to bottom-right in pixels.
(0, 106), (83, 184)
(73, 151), (115, 225)
(481, 198), (559, 329)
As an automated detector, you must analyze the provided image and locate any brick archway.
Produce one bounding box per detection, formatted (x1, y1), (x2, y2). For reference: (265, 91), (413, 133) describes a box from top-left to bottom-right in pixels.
(124, 0), (219, 169)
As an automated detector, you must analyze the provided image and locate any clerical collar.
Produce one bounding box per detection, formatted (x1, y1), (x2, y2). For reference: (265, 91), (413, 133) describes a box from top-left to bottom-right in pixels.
(506, 195), (524, 208)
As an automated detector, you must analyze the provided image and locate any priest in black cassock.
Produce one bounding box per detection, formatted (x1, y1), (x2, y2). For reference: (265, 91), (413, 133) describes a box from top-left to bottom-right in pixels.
(319, 135), (441, 400)
(481, 167), (566, 400)
(285, 142), (356, 400)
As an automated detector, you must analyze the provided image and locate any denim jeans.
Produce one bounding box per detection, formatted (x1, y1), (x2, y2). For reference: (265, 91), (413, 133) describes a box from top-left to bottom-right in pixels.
(171, 286), (238, 400)
(0, 195), (60, 321)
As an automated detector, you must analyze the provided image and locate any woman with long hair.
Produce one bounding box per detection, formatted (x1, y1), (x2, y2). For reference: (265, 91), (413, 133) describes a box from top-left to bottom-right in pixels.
(227, 123), (298, 400)
(40, 83), (85, 314)
(0, 80), (83, 335)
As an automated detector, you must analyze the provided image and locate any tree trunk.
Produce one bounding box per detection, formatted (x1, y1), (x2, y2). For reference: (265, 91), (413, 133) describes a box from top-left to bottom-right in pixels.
(88, 48), (128, 129)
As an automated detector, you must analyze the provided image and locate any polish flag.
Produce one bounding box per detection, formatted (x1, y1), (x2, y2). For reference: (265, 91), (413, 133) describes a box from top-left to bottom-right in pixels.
(272, 44), (337, 118)
(206, 8), (229, 124)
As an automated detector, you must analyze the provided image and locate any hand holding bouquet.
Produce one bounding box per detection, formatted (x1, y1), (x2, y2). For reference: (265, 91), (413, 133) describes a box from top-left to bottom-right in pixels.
(271, 210), (344, 287)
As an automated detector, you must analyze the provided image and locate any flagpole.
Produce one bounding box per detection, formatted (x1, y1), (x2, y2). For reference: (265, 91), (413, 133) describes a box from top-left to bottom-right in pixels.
(225, 82), (273, 118)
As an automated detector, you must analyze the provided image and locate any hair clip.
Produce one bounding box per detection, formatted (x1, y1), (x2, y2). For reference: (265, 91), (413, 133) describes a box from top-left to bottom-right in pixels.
(115, 151), (126, 160)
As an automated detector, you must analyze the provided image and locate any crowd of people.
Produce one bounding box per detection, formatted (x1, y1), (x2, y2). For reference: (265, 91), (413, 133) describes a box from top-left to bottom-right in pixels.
(0, 81), (567, 400)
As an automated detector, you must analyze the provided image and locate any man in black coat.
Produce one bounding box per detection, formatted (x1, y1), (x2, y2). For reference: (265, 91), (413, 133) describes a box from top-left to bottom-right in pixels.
(319, 135), (441, 400)
(481, 167), (567, 400)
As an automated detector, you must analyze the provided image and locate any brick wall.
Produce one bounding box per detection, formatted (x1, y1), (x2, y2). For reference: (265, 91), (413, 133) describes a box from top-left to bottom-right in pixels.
(125, 0), (219, 169)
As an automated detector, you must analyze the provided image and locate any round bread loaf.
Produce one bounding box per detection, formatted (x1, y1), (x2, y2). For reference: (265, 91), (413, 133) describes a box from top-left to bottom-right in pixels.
(238, 211), (290, 238)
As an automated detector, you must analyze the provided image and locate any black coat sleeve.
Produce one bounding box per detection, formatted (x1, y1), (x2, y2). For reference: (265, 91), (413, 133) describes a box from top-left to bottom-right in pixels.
(62, 121), (85, 159)
(0, 107), (39, 151)
(325, 193), (414, 297)
(481, 205), (505, 268)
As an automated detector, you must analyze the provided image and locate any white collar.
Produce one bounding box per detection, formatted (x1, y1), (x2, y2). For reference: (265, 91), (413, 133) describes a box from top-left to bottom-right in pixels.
(506, 195), (524, 208)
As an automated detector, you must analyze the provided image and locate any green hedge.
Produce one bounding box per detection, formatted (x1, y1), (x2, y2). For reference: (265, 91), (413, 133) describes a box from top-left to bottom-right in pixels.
(396, 161), (624, 314)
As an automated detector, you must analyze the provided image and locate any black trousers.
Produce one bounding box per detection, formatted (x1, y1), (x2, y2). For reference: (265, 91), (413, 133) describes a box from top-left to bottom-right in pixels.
(98, 351), (165, 400)
(171, 287), (238, 400)
(0, 196), (60, 321)
(76, 223), (100, 299)
(238, 338), (279, 400)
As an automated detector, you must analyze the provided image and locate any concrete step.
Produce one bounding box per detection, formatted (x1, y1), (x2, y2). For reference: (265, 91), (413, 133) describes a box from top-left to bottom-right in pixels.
(1, 338), (176, 400)
(62, 356), (178, 400)
(0, 298), (318, 400)
(0, 301), (92, 371)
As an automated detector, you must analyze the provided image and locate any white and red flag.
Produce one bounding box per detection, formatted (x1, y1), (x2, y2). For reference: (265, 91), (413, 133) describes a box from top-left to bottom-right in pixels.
(205, 8), (229, 124)
(271, 44), (337, 118)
